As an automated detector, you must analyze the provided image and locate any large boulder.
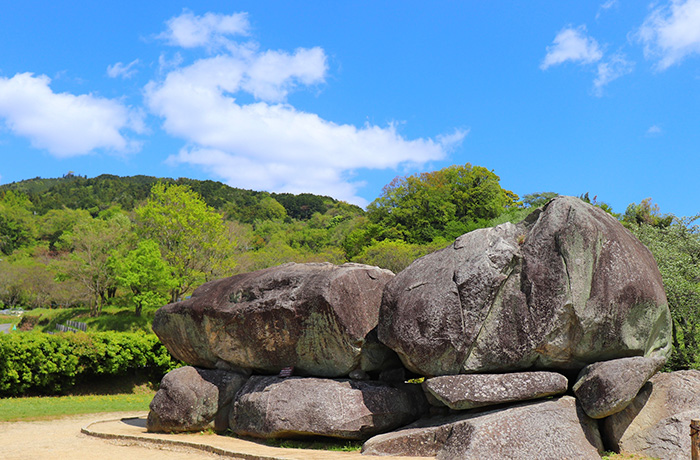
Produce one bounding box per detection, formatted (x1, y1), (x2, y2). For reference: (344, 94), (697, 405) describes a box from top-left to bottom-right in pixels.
(379, 196), (672, 376)
(437, 396), (603, 459)
(362, 412), (475, 457)
(603, 370), (700, 460)
(422, 371), (568, 410)
(153, 262), (395, 377)
(230, 376), (428, 440)
(362, 396), (603, 458)
(147, 366), (248, 433)
(573, 356), (665, 419)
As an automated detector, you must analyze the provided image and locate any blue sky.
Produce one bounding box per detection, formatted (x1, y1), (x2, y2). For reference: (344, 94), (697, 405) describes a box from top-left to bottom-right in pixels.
(0, 1), (698, 216)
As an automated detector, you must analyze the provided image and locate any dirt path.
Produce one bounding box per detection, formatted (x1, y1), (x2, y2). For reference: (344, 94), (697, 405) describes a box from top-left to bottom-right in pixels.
(1, 412), (430, 460)
(0, 412), (233, 460)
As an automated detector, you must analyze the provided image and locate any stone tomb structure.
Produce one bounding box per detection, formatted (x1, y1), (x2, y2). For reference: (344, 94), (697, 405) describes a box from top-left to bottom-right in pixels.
(149, 197), (693, 459)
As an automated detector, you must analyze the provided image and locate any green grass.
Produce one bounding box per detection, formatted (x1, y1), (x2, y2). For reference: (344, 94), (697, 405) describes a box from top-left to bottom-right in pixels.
(15, 304), (159, 334)
(262, 437), (362, 452)
(602, 452), (658, 460)
(0, 314), (22, 326)
(0, 374), (156, 422)
(0, 392), (154, 422)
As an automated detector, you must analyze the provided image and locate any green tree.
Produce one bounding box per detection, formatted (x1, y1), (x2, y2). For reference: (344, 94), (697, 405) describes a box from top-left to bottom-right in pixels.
(37, 207), (92, 251)
(627, 215), (700, 370)
(623, 198), (673, 228)
(135, 183), (235, 302)
(351, 239), (446, 274)
(110, 239), (176, 316)
(0, 191), (36, 255)
(366, 164), (518, 244)
(521, 192), (558, 208)
(60, 213), (132, 315)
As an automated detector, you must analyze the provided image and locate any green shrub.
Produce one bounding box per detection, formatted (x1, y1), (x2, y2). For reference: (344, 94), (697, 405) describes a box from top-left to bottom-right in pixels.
(0, 331), (179, 396)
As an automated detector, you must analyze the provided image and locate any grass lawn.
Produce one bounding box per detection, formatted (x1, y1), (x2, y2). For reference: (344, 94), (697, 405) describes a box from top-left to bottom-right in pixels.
(0, 375), (156, 422)
(13, 304), (159, 333)
(0, 392), (154, 422)
(0, 314), (21, 327)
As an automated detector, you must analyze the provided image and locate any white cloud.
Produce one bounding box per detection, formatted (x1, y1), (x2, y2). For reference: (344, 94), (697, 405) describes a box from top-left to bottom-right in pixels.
(594, 53), (634, 95)
(157, 10), (250, 49)
(243, 48), (327, 101)
(638, 0), (700, 70)
(0, 73), (143, 158)
(147, 11), (464, 205)
(107, 59), (139, 79)
(647, 124), (663, 135)
(597, 0), (619, 20)
(541, 26), (603, 70)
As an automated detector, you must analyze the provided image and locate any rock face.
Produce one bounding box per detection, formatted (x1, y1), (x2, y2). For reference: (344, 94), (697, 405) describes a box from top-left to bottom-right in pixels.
(230, 376), (428, 440)
(362, 412), (475, 457)
(379, 196), (672, 376)
(153, 262), (395, 377)
(362, 396), (603, 459)
(147, 366), (248, 433)
(422, 371), (568, 410)
(573, 356), (665, 419)
(437, 396), (603, 460)
(603, 370), (700, 460)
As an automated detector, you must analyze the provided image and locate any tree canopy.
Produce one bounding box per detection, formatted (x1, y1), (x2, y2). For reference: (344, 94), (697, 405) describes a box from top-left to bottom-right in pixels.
(135, 182), (235, 302)
(366, 164), (519, 243)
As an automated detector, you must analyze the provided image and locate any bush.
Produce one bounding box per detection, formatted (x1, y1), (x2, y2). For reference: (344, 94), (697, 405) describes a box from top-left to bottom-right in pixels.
(0, 331), (180, 396)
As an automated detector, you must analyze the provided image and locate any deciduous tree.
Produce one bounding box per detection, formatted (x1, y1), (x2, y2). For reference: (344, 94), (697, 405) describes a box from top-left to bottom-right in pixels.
(135, 183), (235, 302)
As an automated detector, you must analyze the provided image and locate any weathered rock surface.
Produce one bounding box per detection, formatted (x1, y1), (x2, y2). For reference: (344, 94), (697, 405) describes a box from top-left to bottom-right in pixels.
(422, 371), (568, 410)
(437, 396), (603, 460)
(230, 376), (428, 440)
(362, 412), (474, 457)
(362, 396), (603, 458)
(153, 262), (395, 377)
(603, 370), (700, 460)
(147, 366), (248, 433)
(379, 196), (672, 376)
(573, 356), (665, 419)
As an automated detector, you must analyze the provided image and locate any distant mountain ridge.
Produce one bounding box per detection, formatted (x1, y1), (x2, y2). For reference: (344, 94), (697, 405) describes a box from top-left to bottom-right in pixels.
(0, 174), (362, 221)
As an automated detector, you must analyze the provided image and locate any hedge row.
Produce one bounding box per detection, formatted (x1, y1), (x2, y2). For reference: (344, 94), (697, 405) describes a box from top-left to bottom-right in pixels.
(0, 331), (179, 396)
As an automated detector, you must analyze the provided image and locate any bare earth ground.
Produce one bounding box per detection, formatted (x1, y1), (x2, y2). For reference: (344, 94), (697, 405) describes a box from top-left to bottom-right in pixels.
(0, 412), (233, 460)
(0, 412), (430, 460)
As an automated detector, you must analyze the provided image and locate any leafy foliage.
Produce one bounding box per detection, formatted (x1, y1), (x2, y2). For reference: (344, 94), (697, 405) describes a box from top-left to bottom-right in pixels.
(0, 191), (36, 255)
(623, 198), (674, 228)
(110, 239), (176, 316)
(366, 164), (518, 244)
(0, 331), (178, 396)
(627, 216), (700, 370)
(135, 182), (236, 301)
(59, 213), (132, 315)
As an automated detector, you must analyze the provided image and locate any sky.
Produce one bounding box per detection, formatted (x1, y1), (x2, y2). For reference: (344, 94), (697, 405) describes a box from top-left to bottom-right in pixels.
(0, 1), (698, 216)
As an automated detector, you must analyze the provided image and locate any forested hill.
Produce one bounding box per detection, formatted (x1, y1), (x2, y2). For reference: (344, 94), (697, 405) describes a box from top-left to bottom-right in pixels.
(0, 174), (361, 222)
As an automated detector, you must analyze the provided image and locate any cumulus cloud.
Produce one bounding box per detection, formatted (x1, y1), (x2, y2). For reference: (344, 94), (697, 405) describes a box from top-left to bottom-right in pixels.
(638, 0), (700, 70)
(107, 59), (139, 79)
(157, 10), (250, 49)
(147, 10), (463, 204)
(0, 73), (143, 157)
(541, 26), (603, 69)
(594, 53), (634, 95)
